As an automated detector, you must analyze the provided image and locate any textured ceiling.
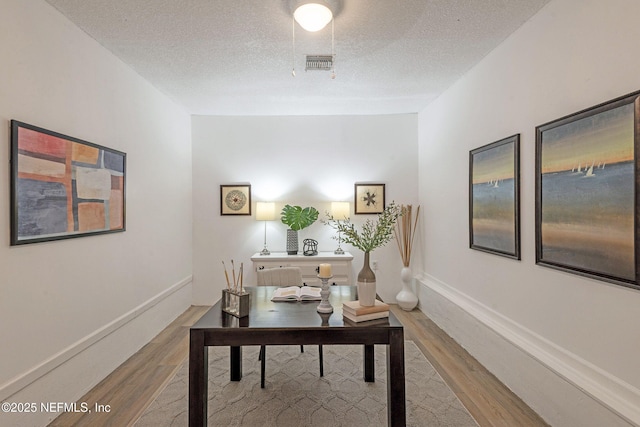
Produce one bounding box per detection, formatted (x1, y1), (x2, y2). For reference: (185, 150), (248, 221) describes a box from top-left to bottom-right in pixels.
(46, 0), (550, 116)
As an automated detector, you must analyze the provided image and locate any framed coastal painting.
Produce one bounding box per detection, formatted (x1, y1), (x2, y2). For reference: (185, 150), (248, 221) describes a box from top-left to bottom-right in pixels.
(354, 183), (385, 214)
(10, 120), (126, 245)
(220, 184), (251, 215)
(469, 134), (521, 259)
(535, 91), (640, 290)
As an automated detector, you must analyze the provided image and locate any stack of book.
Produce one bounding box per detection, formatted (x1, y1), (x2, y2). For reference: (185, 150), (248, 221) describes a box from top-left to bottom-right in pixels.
(342, 299), (389, 325)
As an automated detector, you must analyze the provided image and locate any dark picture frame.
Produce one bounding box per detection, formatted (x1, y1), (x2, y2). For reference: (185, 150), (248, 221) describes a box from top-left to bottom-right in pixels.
(354, 183), (385, 214)
(10, 120), (126, 245)
(469, 134), (521, 259)
(220, 184), (251, 215)
(535, 91), (640, 290)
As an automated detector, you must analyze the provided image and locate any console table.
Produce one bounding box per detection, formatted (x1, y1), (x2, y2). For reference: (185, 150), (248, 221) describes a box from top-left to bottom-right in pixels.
(251, 251), (353, 286)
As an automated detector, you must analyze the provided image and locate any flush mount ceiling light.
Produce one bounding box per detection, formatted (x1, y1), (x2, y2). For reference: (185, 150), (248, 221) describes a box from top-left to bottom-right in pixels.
(290, 1), (337, 78)
(293, 2), (333, 32)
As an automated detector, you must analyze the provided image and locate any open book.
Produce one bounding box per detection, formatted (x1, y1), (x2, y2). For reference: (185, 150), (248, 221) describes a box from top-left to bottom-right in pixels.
(271, 286), (322, 302)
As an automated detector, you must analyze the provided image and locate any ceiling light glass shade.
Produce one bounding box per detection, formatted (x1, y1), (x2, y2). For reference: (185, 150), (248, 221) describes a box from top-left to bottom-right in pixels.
(294, 3), (333, 32)
(255, 202), (276, 221)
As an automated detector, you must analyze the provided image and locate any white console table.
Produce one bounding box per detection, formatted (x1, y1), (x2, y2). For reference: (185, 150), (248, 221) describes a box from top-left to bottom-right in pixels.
(250, 252), (354, 286)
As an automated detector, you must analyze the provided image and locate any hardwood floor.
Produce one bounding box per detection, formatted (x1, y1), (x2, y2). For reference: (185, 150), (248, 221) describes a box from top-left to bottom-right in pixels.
(390, 306), (549, 427)
(48, 306), (211, 427)
(49, 304), (549, 427)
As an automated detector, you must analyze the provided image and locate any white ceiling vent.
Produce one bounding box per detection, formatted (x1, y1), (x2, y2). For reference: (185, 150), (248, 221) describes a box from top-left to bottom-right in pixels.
(305, 55), (334, 71)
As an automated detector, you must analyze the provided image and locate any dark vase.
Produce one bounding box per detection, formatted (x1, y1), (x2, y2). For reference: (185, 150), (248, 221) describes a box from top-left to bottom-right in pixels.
(286, 229), (298, 255)
(357, 252), (376, 306)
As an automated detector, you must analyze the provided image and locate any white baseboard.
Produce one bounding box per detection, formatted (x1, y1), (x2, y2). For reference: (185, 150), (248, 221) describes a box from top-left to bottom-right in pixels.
(0, 276), (192, 426)
(416, 274), (640, 427)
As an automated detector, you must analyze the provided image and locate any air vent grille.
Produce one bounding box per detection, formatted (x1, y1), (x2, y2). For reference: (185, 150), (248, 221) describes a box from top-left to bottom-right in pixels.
(305, 55), (334, 71)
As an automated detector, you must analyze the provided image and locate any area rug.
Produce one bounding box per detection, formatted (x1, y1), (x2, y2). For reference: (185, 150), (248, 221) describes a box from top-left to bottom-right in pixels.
(135, 341), (477, 427)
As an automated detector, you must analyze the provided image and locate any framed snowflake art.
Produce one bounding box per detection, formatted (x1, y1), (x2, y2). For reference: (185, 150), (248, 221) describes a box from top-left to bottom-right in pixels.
(354, 183), (385, 214)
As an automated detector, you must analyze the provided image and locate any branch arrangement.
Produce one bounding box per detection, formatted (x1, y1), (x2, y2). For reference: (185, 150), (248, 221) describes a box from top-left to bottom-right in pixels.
(393, 205), (420, 267)
(323, 202), (401, 253)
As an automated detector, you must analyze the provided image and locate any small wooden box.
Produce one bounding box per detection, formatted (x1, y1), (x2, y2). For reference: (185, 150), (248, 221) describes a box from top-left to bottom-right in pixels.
(222, 289), (250, 318)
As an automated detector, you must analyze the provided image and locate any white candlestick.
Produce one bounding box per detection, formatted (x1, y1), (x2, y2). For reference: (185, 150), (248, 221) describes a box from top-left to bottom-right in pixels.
(317, 275), (333, 313)
(318, 263), (332, 278)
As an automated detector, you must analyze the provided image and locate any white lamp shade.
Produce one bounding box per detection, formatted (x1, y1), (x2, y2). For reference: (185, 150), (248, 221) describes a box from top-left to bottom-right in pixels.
(256, 202), (276, 221)
(331, 202), (350, 220)
(294, 3), (333, 32)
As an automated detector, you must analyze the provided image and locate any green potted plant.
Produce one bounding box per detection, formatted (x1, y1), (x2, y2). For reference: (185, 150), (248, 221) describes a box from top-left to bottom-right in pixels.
(281, 204), (319, 255)
(323, 202), (401, 306)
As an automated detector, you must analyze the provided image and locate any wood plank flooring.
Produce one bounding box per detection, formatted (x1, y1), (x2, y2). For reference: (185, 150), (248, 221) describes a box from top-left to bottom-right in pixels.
(49, 304), (548, 427)
(390, 306), (549, 427)
(48, 306), (210, 427)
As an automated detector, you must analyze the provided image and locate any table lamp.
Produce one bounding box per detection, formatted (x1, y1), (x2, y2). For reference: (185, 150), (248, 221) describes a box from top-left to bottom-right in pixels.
(330, 202), (350, 254)
(256, 202), (275, 255)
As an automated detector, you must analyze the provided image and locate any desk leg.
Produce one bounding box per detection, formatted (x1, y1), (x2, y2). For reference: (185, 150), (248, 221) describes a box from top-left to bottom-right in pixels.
(230, 346), (242, 381)
(363, 344), (375, 382)
(189, 330), (207, 426)
(387, 329), (406, 426)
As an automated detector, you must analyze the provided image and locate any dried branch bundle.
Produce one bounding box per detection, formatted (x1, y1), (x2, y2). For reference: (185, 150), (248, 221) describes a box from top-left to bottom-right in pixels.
(393, 205), (420, 267)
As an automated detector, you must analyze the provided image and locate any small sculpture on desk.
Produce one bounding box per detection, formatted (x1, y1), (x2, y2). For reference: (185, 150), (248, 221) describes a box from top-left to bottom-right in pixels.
(303, 239), (318, 256)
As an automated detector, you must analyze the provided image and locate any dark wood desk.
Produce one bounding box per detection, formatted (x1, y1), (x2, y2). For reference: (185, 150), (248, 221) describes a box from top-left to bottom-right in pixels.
(189, 286), (406, 426)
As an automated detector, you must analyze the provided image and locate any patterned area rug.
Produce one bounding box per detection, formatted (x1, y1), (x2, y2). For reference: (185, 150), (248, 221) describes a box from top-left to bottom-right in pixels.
(136, 341), (477, 427)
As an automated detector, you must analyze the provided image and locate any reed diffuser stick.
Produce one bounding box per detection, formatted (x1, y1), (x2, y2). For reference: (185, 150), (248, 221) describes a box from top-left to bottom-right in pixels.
(222, 261), (231, 290)
(231, 260), (237, 292)
(239, 263), (244, 294)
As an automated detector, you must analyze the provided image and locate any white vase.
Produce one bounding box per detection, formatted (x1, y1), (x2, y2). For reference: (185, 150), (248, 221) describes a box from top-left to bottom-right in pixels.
(396, 267), (418, 311)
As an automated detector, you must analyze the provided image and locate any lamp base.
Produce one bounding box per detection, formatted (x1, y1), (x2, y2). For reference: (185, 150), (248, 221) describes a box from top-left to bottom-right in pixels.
(260, 247), (271, 256)
(334, 247), (344, 255)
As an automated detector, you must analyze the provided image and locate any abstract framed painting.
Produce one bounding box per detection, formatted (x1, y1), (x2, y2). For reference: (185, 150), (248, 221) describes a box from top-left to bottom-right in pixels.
(535, 91), (640, 290)
(10, 120), (126, 245)
(469, 134), (521, 259)
(220, 184), (251, 215)
(354, 183), (385, 214)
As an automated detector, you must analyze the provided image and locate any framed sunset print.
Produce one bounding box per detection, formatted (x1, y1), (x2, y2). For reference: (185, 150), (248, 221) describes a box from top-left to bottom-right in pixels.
(535, 91), (640, 290)
(10, 120), (126, 245)
(469, 134), (520, 259)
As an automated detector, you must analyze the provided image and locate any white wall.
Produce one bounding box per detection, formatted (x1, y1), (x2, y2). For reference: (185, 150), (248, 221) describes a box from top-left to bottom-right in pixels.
(0, 1), (193, 425)
(417, 0), (640, 425)
(191, 114), (419, 305)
